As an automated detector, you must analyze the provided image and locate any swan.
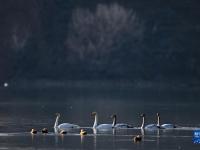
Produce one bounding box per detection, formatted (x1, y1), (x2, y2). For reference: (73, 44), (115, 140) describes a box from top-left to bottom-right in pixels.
(54, 113), (80, 133)
(161, 124), (176, 128)
(91, 112), (113, 130)
(111, 114), (133, 128)
(158, 113), (176, 129)
(140, 113), (160, 130)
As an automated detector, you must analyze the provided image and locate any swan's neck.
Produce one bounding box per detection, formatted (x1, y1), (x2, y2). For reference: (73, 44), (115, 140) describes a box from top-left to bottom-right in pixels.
(157, 116), (160, 126)
(141, 128), (145, 135)
(93, 128), (97, 134)
(54, 126), (59, 134)
(93, 114), (98, 128)
(54, 116), (59, 129)
(112, 116), (116, 127)
(141, 116), (145, 129)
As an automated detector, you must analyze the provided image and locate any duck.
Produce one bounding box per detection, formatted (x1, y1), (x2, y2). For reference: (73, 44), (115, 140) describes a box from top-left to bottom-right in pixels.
(133, 135), (142, 143)
(41, 128), (48, 134)
(111, 114), (133, 128)
(140, 113), (160, 130)
(54, 113), (80, 133)
(91, 112), (113, 130)
(80, 129), (87, 135)
(30, 129), (37, 134)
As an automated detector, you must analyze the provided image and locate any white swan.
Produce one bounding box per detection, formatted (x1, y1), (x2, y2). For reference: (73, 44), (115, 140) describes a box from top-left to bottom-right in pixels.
(54, 113), (80, 133)
(140, 113), (160, 130)
(91, 112), (113, 130)
(158, 113), (176, 129)
(111, 114), (133, 128)
(161, 124), (176, 128)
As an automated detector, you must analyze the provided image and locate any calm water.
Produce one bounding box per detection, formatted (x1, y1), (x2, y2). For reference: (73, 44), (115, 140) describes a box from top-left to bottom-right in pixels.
(0, 82), (200, 149)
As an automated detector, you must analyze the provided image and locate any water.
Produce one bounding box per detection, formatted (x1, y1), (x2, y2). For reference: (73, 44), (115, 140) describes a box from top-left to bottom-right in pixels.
(0, 81), (200, 149)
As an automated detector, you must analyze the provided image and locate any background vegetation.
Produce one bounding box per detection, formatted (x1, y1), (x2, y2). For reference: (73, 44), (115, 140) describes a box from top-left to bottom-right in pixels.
(0, 0), (200, 84)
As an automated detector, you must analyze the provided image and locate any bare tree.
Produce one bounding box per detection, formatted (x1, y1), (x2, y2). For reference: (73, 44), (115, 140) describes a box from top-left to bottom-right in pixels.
(65, 3), (143, 71)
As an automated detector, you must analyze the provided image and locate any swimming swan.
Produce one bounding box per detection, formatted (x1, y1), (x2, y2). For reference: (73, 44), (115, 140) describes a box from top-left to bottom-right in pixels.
(111, 114), (133, 128)
(54, 113), (80, 133)
(91, 112), (113, 130)
(140, 113), (160, 130)
(157, 113), (176, 129)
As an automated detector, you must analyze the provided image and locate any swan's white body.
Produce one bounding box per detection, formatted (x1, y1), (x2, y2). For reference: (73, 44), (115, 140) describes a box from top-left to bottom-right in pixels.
(96, 124), (113, 129)
(115, 123), (133, 128)
(157, 113), (176, 129)
(111, 115), (133, 128)
(92, 112), (113, 130)
(161, 124), (176, 129)
(54, 113), (79, 133)
(140, 114), (160, 130)
(58, 123), (80, 129)
(144, 124), (159, 130)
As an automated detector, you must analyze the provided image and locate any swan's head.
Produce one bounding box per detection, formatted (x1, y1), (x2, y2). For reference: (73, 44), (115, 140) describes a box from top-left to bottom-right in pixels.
(156, 113), (160, 117)
(140, 113), (145, 117)
(110, 114), (117, 119)
(91, 112), (97, 117)
(55, 113), (61, 117)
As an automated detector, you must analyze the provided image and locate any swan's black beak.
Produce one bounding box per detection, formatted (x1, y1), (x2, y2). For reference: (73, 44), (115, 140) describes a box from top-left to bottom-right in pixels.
(110, 114), (116, 118)
(140, 113), (145, 117)
(91, 112), (96, 116)
(55, 113), (60, 116)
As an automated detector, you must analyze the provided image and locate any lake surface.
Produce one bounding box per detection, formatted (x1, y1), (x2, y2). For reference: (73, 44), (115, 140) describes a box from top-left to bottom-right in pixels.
(0, 81), (200, 149)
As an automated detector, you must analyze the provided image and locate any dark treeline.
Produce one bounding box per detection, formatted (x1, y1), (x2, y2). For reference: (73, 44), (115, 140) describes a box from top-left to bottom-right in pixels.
(0, 0), (200, 83)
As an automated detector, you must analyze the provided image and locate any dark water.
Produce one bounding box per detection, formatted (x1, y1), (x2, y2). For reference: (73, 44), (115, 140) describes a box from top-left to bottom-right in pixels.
(0, 82), (200, 149)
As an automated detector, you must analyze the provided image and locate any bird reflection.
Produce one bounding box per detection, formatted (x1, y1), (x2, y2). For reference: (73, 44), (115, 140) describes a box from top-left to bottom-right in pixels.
(31, 134), (35, 143)
(60, 134), (65, 144)
(93, 133), (97, 150)
(80, 134), (85, 144)
(93, 128), (115, 135)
